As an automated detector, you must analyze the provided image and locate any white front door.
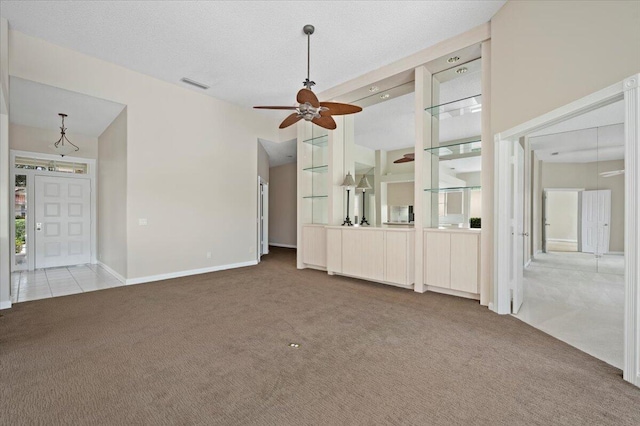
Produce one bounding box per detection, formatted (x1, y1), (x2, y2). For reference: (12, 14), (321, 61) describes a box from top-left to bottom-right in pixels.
(35, 176), (91, 268)
(511, 142), (525, 314)
(581, 189), (611, 255)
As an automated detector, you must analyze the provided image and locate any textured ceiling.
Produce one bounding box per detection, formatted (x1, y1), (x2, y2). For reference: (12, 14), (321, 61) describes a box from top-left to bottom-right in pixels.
(10, 77), (126, 137)
(259, 138), (297, 167)
(0, 1), (504, 109)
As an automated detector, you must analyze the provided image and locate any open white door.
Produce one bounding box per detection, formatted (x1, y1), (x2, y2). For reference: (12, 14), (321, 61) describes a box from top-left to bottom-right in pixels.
(257, 177), (269, 259)
(511, 143), (525, 314)
(581, 189), (611, 255)
(35, 175), (91, 268)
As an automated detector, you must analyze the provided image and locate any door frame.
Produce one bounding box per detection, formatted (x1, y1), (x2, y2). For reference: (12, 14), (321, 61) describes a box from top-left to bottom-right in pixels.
(257, 176), (269, 260)
(494, 74), (640, 387)
(10, 150), (97, 271)
(542, 188), (584, 253)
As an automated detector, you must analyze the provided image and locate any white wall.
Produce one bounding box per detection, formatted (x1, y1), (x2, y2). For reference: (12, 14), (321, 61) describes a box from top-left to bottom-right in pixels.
(10, 123), (98, 159)
(9, 30), (282, 280)
(97, 108), (127, 277)
(268, 162), (296, 247)
(545, 191), (578, 242)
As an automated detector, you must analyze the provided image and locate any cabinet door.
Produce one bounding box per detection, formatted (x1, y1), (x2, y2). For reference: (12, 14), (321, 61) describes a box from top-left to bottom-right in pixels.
(342, 230), (384, 281)
(326, 229), (342, 273)
(424, 231), (451, 288)
(385, 232), (408, 285)
(450, 233), (479, 293)
(302, 226), (327, 267)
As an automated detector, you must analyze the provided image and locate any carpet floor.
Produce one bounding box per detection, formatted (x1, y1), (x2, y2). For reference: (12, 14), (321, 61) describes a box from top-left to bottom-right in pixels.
(1, 247), (639, 425)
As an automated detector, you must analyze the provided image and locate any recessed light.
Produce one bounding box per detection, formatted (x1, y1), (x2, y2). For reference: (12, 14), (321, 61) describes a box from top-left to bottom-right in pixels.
(380, 93), (390, 99)
(287, 155), (293, 158)
(447, 56), (460, 63)
(551, 152), (559, 156)
(455, 68), (468, 74)
(288, 343), (300, 348)
(369, 86), (379, 92)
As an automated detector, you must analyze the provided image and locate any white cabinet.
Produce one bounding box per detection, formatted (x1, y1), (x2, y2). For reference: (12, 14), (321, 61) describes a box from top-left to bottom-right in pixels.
(302, 225), (327, 268)
(424, 229), (480, 296)
(326, 228), (342, 273)
(424, 231), (451, 288)
(342, 229), (385, 282)
(327, 227), (414, 288)
(385, 231), (415, 286)
(450, 233), (479, 293)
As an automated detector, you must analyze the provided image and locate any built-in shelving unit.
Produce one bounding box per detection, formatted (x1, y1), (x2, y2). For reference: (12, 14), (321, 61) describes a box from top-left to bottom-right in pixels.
(301, 124), (329, 225)
(424, 94), (482, 117)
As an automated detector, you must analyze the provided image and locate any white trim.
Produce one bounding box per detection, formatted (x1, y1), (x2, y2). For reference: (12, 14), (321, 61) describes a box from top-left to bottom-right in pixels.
(546, 238), (578, 243)
(269, 243), (297, 249)
(0, 300), (12, 310)
(96, 261), (126, 284)
(330, 272), (414, 290)
(426, 285), (481, 301)
(125, 260), (258, 286)
(623, 74), (640, 387)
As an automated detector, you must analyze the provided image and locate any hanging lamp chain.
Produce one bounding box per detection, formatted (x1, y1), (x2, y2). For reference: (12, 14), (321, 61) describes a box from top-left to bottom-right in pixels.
(303, 29), (315, 90)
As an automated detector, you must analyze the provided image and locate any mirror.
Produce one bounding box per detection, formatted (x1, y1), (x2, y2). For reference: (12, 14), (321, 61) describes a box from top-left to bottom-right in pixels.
(350, 84), (415, 227)
(426, 56), (482, 228)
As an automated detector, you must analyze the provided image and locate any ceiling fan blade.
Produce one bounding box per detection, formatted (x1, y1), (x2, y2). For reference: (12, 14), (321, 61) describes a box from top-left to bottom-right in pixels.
(319, 102), (363, 116)
(393, 157), (414, 164)
(279, 113), (302, 129)
(405, 153), (415, 159)
(254, 106), (299, 110)
(297, 88), (320, 108)
(312, 115), (337, 130)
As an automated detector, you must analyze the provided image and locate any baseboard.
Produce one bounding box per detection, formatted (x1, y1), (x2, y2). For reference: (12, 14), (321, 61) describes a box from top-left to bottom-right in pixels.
(269, 243), (297, 249)
(0, 300), (12, 310)
(426, 285), (480, 301)
(547, 238), (578, 243)
(606, 251), (624, 256)
(96, 261), (127, 284)
(525, 259), (532, 268)
(125, 260), (258, 285)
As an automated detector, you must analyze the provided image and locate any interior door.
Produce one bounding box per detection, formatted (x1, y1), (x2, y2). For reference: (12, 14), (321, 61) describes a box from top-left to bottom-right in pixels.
(511, 142), (525, 314)
(581, 189), (611, 254)
(261, 181), (269, 256)
(35, 176), (91, 268)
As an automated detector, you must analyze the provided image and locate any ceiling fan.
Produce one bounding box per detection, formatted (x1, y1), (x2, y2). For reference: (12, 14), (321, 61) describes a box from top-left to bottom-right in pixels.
(254, 25), (362, 130)
(394, 153), (415, 163)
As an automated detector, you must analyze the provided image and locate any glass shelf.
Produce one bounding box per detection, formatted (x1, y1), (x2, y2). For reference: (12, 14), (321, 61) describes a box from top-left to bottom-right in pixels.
(303, 165), (328, 173)
(424, 140), (481, 157)
(302, 134), (328, 147)
(303, 195), (328, 199)
(424, 186), (481, 193)
(425, 94), (482, 118)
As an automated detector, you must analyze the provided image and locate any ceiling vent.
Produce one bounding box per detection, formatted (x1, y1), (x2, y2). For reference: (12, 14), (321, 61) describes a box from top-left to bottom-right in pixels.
(180, 77), (210, 90)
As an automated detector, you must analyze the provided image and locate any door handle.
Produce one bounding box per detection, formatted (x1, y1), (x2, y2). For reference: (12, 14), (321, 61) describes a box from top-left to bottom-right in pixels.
(603, 224), (608, 227)
(36, 223), (42, 231)
(545, 223), (550, 226)
(520, 232), (529, 236)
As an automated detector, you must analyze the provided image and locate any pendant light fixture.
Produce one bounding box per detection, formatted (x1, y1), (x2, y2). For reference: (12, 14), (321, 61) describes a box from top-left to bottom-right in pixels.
(50, 113), (79, 157)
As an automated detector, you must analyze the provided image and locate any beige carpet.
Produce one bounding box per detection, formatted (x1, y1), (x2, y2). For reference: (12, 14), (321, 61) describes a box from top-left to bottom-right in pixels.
(1, 248), (639, 425)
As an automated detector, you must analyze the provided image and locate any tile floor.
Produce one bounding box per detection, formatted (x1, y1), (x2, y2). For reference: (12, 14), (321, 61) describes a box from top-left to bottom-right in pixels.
(514, 251), (625, 369)
(11, 264), (124, 303)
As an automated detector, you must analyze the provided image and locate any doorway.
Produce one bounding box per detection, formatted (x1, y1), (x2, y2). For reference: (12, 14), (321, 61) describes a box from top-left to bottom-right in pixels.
(494, 74), (639, 385)
(34, 175), (91, 268)
(543, 189), (581, 253)
(258, 177), (269, 259)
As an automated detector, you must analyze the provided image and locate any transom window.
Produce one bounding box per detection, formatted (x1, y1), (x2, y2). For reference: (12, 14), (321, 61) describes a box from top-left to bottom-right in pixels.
(15, 156), (88, 174)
